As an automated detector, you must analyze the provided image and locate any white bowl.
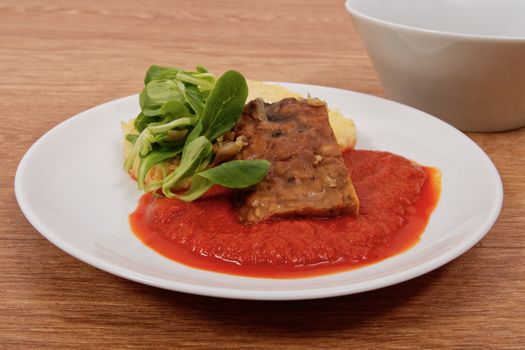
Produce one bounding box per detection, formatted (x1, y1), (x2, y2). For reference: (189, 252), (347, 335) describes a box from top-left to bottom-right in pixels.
(345, 0), (525, 132)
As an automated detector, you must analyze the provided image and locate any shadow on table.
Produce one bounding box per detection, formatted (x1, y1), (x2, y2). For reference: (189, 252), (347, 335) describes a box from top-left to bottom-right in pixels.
(130, 266), (446, 336)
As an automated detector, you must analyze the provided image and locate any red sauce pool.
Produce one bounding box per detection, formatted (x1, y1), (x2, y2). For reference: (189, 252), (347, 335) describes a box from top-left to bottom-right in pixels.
(130, 150), (441, 278)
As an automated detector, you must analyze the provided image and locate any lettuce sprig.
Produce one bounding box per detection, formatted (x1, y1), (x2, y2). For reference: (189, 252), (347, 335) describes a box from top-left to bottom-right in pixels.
(124, 65), (269, 200)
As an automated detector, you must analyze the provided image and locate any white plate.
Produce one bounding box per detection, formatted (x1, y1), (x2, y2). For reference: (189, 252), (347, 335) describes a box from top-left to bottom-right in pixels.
(15, 83), (503, 300)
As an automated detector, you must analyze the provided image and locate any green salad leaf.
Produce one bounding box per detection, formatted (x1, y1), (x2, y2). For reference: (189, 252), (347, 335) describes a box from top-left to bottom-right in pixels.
(123, 64), (269, 201)
(162, 136), (213, 197)
(200, 70), (249, 141)
(196, 160), (270, 188)
(144, 65), (180, 85)
(137, 149), (181, 191)
(175, 159), (270, 202)
(176, 82), (204, 118)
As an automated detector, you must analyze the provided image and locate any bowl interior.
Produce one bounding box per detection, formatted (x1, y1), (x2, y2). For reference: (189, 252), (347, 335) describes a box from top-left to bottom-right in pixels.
(346, 0), (525, 38)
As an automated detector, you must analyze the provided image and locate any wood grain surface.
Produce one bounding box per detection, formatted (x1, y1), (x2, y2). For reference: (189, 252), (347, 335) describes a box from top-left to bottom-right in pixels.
(1, 0), (524, 349)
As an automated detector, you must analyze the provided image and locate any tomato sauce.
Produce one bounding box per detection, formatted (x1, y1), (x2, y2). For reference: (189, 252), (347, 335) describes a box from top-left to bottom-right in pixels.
(129, 150), (441, 278)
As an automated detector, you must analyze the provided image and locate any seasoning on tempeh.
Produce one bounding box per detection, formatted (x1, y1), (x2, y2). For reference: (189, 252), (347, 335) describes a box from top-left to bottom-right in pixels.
(234, 97), (359, 223)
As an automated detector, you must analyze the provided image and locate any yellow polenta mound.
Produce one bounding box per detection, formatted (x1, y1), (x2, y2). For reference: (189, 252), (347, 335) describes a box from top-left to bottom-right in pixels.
(124, 80), (357, 182)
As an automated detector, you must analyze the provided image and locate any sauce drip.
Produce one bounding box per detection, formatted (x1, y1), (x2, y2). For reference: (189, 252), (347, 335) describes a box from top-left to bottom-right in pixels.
(130, 150), (441, 278)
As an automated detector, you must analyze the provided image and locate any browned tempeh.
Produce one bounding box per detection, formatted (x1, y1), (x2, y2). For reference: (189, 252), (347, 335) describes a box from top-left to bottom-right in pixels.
(234, 97), (359, 223)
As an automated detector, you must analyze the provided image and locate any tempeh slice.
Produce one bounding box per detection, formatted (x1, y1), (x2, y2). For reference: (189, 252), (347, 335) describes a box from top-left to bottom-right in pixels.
(234, 97), (359, 223)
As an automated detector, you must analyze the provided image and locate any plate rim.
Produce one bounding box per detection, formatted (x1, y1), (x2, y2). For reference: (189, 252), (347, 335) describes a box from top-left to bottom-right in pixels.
(14, 82), (504, 300)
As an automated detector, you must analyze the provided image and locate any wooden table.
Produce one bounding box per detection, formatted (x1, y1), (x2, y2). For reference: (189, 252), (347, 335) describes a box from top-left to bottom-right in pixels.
(2, 1), (524, 348)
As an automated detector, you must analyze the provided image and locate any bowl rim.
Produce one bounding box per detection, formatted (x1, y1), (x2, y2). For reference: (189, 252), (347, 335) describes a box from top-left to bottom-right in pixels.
(345, 0), (525, 42)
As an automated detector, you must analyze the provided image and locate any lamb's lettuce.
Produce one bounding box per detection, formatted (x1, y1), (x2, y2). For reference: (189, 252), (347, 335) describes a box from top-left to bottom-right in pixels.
(124, 65), (268, 200)
(199, 70), (249, 142)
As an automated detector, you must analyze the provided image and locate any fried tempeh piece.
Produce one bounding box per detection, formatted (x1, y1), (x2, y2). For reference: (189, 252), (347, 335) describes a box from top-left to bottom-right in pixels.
(234, 98), (359, 223)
